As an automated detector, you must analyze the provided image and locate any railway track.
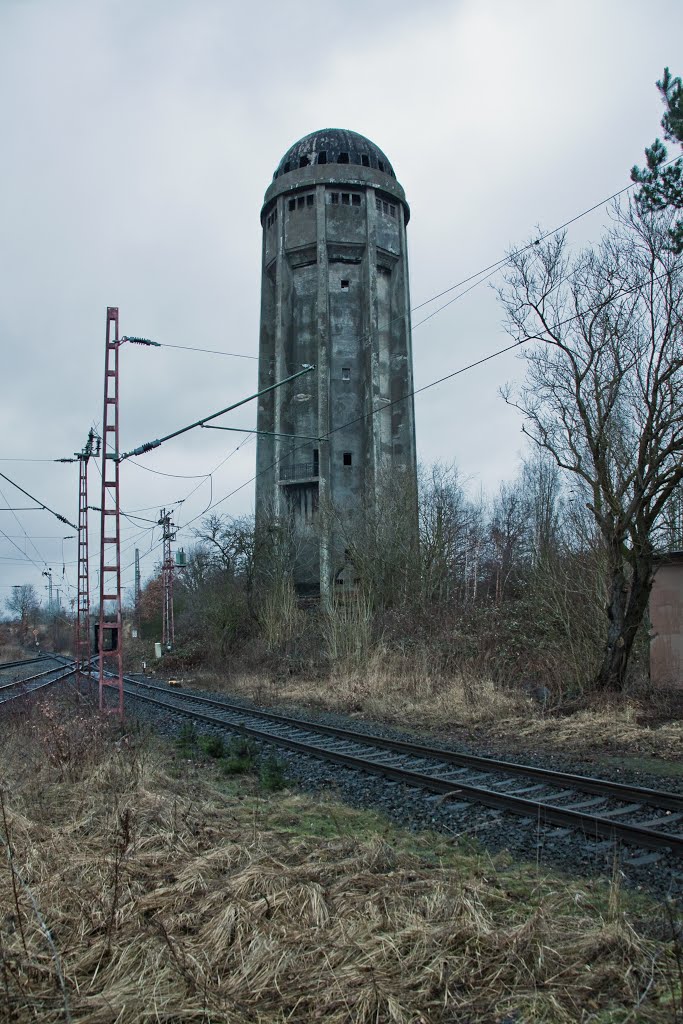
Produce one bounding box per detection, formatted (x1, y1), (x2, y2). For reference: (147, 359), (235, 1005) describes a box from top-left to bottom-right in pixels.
(0, 656), (82, 705)
(115, 672), (683, 861)
(0, 654), (53, 672)
(6, 656), (681, 861)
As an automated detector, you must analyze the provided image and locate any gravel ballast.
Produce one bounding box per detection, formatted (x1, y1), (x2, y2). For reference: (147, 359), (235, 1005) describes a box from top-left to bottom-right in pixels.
(107, 675), (683, 899)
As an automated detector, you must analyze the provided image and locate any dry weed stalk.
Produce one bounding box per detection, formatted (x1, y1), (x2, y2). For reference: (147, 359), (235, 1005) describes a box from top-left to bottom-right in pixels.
(258, 577), (301, 653)
(104, 809), (133, 952)
(0, 790), (71, 1022)
(322, 592), (374, 665)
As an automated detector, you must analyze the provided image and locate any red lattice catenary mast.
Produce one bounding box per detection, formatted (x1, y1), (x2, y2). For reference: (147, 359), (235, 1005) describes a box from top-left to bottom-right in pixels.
(74, 429), (99, 684)
(98, 307), (124, 717)
(96, 309), (160, 718)
(158, 508), (176, 650)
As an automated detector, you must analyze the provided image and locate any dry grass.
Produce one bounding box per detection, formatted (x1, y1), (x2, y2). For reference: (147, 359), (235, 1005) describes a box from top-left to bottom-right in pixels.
(182, 650), (683, 765)
(185, 651), (528, 728)
(488, 704), (683, 762)
(0, 695), (681, 1022)
(0, 644), (30, 663)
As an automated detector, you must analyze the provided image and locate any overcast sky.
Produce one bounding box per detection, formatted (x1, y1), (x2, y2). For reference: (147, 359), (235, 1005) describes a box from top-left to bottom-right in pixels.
(0, 0), (681, 612)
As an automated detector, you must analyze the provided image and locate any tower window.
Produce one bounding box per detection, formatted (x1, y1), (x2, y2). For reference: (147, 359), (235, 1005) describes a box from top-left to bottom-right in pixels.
(338, 152), (349, 163)
(361, 154), (370, 167)
(343, 452), (352, 466)
(317, 151), (327, 164)
(313, 449), (319, 475)
(382, 201), (388, 214)
(341, 193), (350, 205)
(297, 196), (305, 209)
(299, 156), (309, 168)
(352, 194), (361, 207)
(378, 160), (385, 172)
(340, 279), (349, 289)
(375, 198), (381, 212)
(330, 192), (339, 204)
(306, 194), (314, 207)
(342, 367), (351, 380)
(389, 204), (396, 217)
(288, 199), (296, 211)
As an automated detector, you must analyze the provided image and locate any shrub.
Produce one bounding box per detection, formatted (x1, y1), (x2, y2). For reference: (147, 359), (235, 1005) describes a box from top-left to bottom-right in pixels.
(259, 755), (287, 792)
(199, 734), (226, 759)
(221, 736), (258, 776)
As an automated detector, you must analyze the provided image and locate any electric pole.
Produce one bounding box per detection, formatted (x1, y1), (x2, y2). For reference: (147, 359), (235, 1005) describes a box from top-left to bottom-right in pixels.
(134, 547), (141, 635)
(42, 569), (53, 614)
(93, 313), (159, 716)
(59, 428), (101, 682)
(98, 308), (124, 717)
(158, 509), (176, 650)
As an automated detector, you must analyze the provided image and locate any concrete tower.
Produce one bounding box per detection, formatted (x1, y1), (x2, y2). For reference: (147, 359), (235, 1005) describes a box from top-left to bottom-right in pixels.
(256, 128), (417, 597)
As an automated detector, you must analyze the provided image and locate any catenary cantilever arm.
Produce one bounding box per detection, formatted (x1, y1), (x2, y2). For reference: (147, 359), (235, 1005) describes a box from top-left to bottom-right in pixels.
(118, 364), (316, 461)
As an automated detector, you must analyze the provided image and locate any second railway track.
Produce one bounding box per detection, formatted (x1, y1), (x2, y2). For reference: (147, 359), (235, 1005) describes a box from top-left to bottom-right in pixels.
(113, 672), (683, 860)
(0, 654), (53, 673)
(0, 656), (83, 705)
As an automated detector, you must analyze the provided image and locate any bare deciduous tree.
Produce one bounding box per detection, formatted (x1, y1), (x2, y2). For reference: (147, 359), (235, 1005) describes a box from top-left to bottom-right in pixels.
(522, 450), (563, 565)
(332, 467), (419, 609)
(499, 204), (683, 690)
(419, 462), (476, 605)
(194, 514), (255, 583)
(5, 584), (40, 641)
(487, 478), (531, 603)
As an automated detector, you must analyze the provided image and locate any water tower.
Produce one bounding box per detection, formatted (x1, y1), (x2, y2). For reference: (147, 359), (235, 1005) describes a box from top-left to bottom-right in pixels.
(256, 129), (417, 596)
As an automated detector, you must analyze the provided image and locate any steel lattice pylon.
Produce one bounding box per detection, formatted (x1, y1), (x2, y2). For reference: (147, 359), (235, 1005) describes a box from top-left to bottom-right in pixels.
(158, 508), (176, 649)
(134, 547), (141, 633)
(74, 429), (98, 683)
(98, 308), (124, 717)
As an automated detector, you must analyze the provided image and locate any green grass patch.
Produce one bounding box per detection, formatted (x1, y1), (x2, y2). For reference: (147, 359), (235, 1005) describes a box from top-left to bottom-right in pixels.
(595, 752), (683, 779)
(258, 754), (287, 792)
(220, 736), (258, 776)
(198, 733), (226, 759)
(174, 720), (198, 756)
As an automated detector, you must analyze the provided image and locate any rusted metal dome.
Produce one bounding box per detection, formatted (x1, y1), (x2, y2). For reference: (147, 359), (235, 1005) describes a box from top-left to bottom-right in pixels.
(273, 128), (395, 180)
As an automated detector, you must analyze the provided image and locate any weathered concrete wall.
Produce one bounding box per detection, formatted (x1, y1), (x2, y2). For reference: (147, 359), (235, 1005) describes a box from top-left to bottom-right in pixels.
(256, 130), (418, 595)
(649, 555), (683, 688)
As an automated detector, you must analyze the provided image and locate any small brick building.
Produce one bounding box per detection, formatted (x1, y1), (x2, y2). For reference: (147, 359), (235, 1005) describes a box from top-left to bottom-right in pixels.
(649, 551), (683, 688)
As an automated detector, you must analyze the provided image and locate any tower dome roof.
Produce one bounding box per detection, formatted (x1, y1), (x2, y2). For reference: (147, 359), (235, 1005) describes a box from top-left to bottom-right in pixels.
(274, 128), (396, 180)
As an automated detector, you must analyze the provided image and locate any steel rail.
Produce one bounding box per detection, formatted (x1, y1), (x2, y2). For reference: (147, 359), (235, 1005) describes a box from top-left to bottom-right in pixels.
(120, 674), (683, 814)
(0, 659), (77, 691)
(116, 679), (683, 858)
(0, 664), (80, 704)
(0, 655), (53, 672)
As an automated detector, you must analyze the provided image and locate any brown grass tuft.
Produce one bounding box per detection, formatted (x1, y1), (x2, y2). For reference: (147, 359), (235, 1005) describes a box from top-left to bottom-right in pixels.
(0, 643), (30, 663)
(190, 651), (683, 767)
